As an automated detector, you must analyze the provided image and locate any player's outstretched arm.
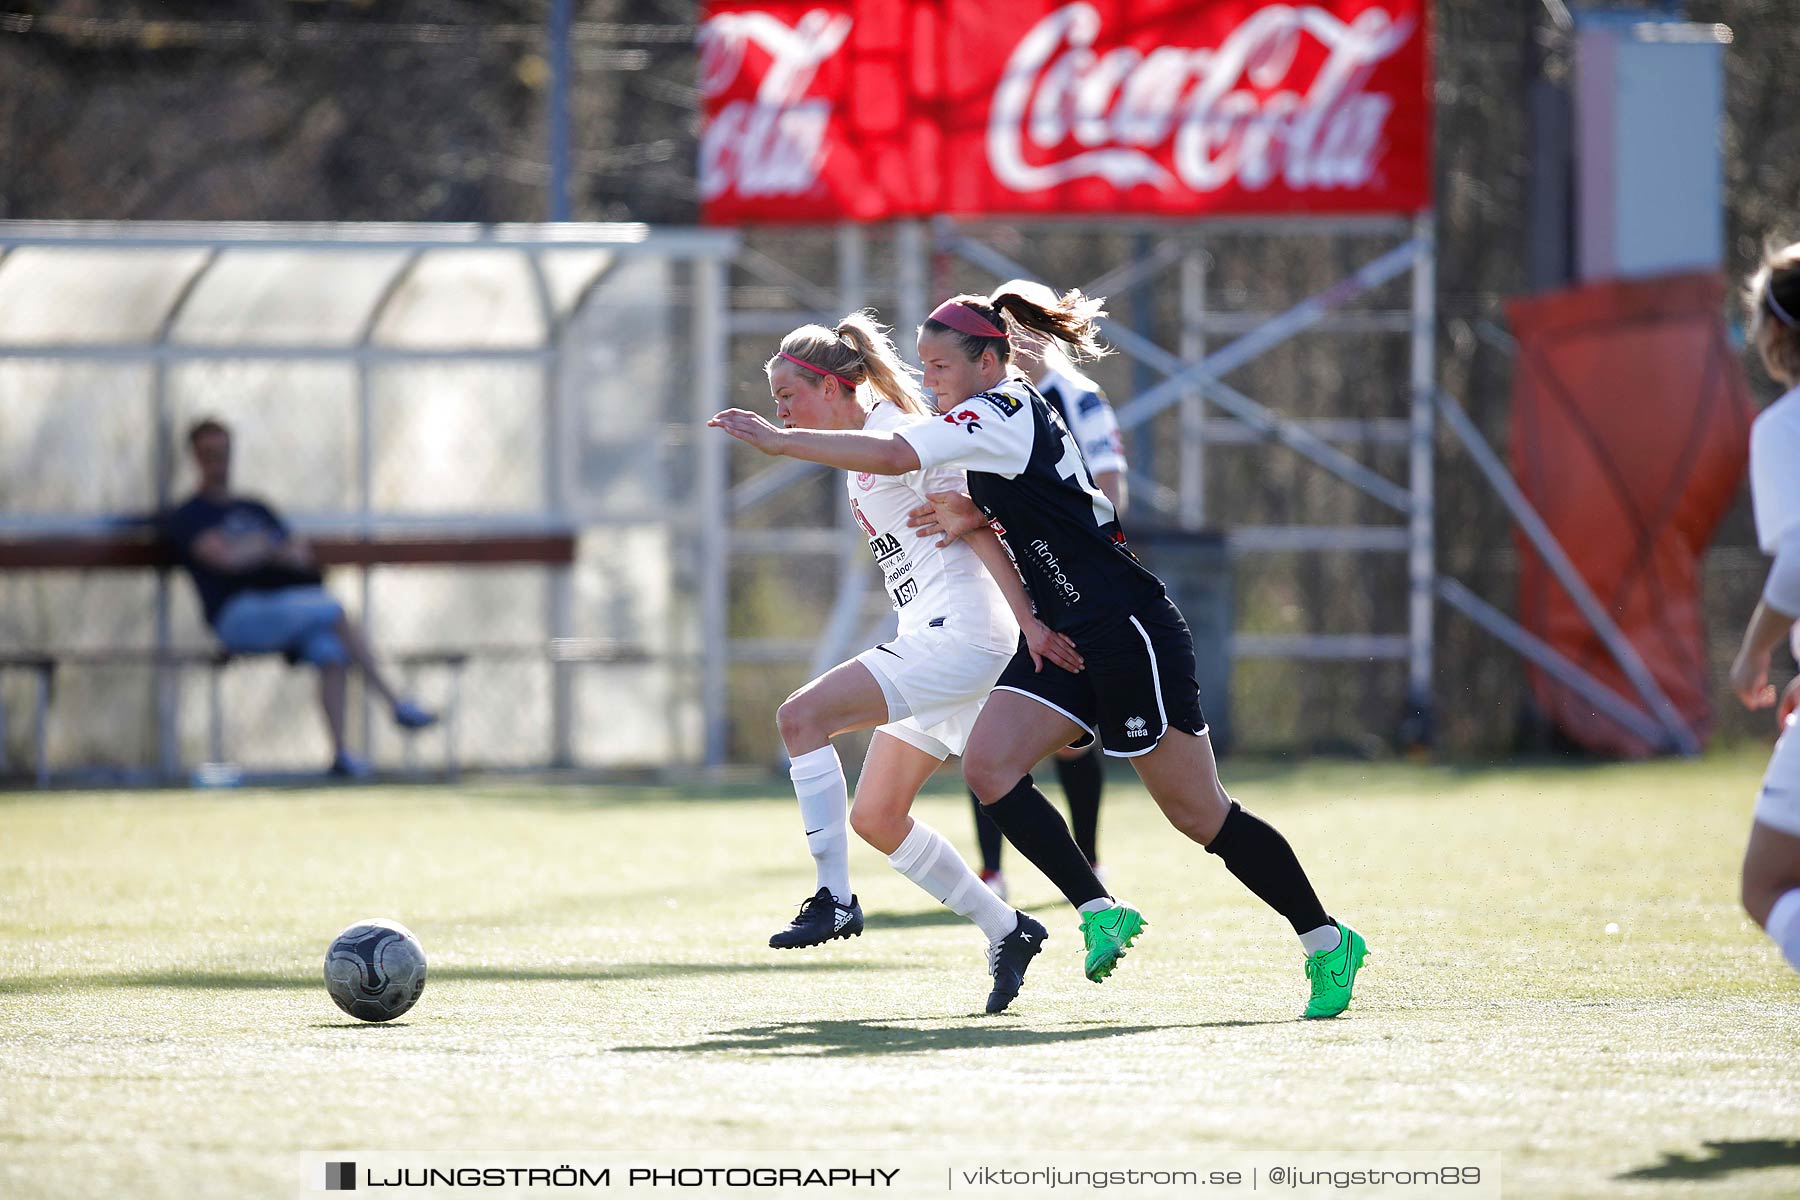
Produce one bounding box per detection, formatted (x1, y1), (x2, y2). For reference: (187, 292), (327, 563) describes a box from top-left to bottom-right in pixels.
(708, 409), (920, 474)
(962, 527), (1083, 675)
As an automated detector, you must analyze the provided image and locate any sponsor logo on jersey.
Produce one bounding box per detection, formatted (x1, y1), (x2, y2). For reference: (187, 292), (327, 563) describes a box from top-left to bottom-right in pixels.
(869, 531), (915, 595)
(1077, 391), (1104, 415)
(856, 471), (877, 491)
(944, 409), (983, 433)
(893, 578), (919, 607)
(1027, 538), (1081, 603)
(1124, 716), (1149, 739)
(978, 390), (1023, 419)
(869, 532), (904, 562)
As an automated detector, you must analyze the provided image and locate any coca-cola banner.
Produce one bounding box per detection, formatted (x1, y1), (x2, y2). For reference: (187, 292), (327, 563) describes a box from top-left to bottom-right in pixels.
(699, 1), (1432, 223)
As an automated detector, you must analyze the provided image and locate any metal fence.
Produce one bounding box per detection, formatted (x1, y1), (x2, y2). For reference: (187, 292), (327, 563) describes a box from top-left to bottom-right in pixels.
(0, 220), (735, 779)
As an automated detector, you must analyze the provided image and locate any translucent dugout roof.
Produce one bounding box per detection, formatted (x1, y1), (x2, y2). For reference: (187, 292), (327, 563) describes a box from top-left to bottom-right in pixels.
(0, 222), (737, 351)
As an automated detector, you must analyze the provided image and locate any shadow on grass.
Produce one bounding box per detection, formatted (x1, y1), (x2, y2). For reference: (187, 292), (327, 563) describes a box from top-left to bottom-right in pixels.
(1617, 1140), (1800, 1183)
(615, 1016), (1284, 1058)
(310, 1021), (414, 1029)
(0, 959), (903, 994)
(866, 908), (969, 930)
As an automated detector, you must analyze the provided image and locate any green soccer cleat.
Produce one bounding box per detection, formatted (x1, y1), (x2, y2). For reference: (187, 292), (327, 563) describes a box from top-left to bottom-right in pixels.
(1302, 923), (1368, 1018)
(1079, 902), (1146, 982)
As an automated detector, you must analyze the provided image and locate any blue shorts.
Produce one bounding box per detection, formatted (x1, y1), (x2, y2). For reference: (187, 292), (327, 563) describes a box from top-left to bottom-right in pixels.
(214, 587), (348, 667)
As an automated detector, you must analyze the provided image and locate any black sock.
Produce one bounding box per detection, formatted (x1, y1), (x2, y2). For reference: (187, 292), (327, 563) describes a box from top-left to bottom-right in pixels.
(982, 775), (1108, 908)
(1204, 801), (1331, 935)
(1055, 750), (1103, 865)
(970, 789), (1005, 874)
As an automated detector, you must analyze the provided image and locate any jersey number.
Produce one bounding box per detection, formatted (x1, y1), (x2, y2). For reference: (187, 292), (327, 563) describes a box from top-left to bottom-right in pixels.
(1055, 429), (1116, 528)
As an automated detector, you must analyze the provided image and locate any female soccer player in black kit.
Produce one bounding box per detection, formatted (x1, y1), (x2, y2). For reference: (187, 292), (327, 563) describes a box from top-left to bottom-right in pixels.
(712, 286), (1367, 1017)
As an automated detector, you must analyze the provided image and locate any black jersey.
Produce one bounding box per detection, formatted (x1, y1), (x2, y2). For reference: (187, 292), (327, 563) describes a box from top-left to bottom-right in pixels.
(898, 376), (1164, 635)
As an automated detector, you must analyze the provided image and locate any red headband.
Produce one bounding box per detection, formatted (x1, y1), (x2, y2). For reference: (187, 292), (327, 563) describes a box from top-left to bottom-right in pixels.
(928, 299), (1007, 340)
(777, 351), (858, 390)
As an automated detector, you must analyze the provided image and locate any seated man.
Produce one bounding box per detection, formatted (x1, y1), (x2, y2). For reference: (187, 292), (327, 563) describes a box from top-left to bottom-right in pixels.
(163, 417), (436, 777)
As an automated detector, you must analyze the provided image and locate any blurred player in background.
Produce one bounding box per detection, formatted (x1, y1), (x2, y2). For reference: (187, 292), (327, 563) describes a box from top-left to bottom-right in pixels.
(744, 312), (1075, 1013)
(163, 418), (437, 778)
(713, 287), (1368, 1017)
(969, 279), (1129, 902)
(1730, 241), (1800, 978)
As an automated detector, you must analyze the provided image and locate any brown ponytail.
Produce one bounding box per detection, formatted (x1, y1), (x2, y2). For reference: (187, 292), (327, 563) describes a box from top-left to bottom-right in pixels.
(990, 284), (1111, 362)
(766, 310), (929, 416)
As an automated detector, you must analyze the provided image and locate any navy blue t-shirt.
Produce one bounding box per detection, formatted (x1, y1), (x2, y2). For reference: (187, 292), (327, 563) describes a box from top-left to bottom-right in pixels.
(162, 495), (321, 626)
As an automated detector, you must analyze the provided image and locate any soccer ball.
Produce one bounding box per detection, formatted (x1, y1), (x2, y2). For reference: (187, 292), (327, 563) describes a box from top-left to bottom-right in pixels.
(323, 919), (427, 1022)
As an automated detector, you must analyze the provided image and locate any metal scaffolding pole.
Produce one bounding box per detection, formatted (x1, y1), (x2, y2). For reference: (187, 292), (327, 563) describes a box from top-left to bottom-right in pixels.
(1178, 243), (1207, 529)
(1407, 213), (1437, 742)
(809, 224), (871, 679)
(1436, 390), (1698, 754)
(895, 221), (927, 368)
(696, 254), (730, 766)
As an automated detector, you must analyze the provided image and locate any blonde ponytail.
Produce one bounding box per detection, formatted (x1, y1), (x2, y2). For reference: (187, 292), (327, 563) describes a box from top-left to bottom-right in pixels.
(767, 310), (929, 415)
(835, 311), (929, 416)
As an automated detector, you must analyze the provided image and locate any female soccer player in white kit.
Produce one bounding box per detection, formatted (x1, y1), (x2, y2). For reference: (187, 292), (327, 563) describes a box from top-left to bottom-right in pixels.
(1729, 241), (1800, 978)
(748, 311), (1082, 1013)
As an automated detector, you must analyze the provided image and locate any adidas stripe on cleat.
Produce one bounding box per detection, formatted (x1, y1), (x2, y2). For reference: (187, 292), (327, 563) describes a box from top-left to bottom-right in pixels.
(769, 887), (864, 950)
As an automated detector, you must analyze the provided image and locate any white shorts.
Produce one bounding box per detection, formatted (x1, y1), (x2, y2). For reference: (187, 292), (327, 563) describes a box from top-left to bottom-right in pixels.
(855, 624), (1012, 761)
(1755, 717), (1800, 837)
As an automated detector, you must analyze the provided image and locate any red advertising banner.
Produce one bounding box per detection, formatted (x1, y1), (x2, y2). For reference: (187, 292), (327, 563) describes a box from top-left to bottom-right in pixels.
(699, 1), (1432, 224)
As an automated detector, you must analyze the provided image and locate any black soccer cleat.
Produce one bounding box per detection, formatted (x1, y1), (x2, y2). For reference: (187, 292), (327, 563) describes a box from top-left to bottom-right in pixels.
(769, 887), (864, 949)
(985, 911), (1048, 1013)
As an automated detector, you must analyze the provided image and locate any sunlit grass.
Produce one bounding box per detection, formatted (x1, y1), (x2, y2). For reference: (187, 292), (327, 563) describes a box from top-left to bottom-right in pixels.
(2, 748), (1797, 1198)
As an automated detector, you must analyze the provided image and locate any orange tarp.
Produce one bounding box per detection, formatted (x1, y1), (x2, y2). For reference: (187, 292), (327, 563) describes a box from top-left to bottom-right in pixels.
(1506, 272), (1752, 757)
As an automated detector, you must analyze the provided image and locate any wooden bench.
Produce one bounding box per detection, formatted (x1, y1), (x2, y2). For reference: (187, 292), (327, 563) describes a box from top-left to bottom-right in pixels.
(0, 530), (576, 787)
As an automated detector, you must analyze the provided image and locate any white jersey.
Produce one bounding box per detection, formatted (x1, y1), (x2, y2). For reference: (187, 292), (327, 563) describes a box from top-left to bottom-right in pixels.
(850, 402), (1017, 652)
(1036, 364), (1126, 476)
(1751, 385), (1800, 661)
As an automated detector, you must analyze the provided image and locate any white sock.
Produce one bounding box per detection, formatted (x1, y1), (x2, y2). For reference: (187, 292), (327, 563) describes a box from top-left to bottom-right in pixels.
(887, 819), (1017, 943)
(789, 746), (851, 905)
(1299, 923), (1343, 956)
(1767, 889), (1800, 976)
(1077, 898), (1114, 916)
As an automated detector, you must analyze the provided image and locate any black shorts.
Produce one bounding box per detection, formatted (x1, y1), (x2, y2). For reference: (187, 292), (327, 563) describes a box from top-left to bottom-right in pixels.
(993, 596), (1208, 757)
